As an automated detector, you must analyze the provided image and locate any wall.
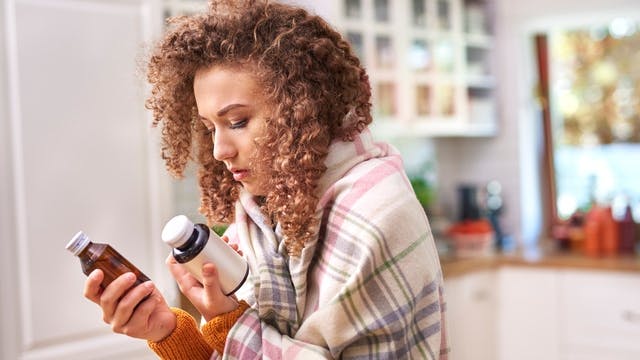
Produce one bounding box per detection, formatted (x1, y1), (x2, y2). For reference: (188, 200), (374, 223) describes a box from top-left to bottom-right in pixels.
(0, 0), (174, 358)
(0, 2), (21, 359)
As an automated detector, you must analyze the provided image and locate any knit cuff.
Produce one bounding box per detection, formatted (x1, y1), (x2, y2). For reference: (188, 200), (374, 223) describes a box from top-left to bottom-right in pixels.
(147, 307), (212, 360)
(201, 300), (251, 355)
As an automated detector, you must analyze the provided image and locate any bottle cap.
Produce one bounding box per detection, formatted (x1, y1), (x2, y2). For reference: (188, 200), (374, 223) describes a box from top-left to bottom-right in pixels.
(66, 231), (90, 256)
(162, 215), (194, 248)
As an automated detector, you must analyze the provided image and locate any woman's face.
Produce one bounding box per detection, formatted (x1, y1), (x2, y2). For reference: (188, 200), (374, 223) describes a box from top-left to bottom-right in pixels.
(194, 66), (270, 196)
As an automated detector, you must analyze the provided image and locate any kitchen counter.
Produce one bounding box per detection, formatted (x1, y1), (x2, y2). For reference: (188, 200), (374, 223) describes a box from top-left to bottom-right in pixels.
(440, 252), (640, 278)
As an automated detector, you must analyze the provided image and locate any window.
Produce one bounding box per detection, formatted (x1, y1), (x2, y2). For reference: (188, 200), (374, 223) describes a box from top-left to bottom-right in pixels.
(538, 19), (640, 226)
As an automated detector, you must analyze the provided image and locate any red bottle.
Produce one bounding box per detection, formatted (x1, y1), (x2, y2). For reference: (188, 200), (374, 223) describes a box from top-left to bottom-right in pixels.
(601, 206), (619, 256)
(618, 205), (636, 255)
(583, 206), (603, 257)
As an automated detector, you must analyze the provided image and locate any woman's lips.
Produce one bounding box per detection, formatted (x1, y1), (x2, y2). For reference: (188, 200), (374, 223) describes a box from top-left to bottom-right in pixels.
(231, 169), (249, 181)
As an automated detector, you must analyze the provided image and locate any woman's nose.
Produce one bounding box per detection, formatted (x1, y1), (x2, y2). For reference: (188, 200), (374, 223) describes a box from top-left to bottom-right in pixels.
(212, 131), (236, 161)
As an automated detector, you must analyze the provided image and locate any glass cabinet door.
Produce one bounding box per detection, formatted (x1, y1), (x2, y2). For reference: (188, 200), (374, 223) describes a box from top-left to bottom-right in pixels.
(375, 82), (397, 117)
(412, 0), (427, 27)
(374, 0), (390, 22)
(375, 35), (395, 68)
(409, 39), (432, 72)
(346, 31), (364, 60)
(336, 0), (496, 136)
(344, 0), (362, 19)
(436, 0), (451, 31)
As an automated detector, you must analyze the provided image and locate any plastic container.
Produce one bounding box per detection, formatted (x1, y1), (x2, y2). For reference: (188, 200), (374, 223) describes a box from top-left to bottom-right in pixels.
(162, 215), (248, 295)
(447, 219), (495, 258)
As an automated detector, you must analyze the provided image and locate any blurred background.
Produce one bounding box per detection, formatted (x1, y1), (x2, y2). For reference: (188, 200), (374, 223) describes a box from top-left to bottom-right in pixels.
(1, 0), (639, 359)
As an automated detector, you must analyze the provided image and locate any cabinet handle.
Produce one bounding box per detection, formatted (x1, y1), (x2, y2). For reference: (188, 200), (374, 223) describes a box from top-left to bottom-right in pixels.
(621, 310), (640, 324)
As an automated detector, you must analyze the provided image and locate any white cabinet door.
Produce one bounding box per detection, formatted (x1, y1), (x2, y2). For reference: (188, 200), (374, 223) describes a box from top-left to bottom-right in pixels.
(497, 266), (560, 360)
(559, 270), (640, 360)
(0, 0), (171, 359)
(446, 270), (497, 360)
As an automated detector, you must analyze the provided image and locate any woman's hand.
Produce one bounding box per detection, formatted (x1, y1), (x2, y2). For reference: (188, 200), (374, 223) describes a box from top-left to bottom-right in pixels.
(83, 270), (177, 342)
(167, 253), (239, 322)
(223, 235), (243, 257)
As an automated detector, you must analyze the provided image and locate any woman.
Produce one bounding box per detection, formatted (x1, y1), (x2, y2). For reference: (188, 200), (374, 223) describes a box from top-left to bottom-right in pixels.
(83, 0), (449, 358)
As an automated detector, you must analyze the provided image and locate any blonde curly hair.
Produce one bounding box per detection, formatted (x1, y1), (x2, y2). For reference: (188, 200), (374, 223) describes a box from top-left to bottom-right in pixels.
(146, 0), (372, 255)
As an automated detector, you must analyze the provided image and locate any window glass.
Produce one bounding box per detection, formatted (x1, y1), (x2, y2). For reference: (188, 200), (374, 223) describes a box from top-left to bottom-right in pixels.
(416, 85), (432, 116)
(374, 0), (390, 22)
(433, 39), (454, 73)
(437, 0), (451, 30)
(409, 39), (432, 71)
(549, 19), (640, 220)
(434, 84), (455, 116)
(412, 0), (427, 27)
(376, 82), (397, 116)
(375, 35), (395, 68)
(344, 0), (362, 19)
(346, 32), (364, 60)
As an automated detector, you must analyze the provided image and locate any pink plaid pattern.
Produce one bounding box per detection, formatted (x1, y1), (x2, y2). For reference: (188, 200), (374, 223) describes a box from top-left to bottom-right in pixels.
(214, 129), (449, 359)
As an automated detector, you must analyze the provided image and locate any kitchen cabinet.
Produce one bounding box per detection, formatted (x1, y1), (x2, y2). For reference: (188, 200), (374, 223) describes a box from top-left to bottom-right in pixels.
(445, 264), (640, 360)
(445, 270), (497, 360)
(496, 266), (561, 360)
(324, 0), (497, 137)
(559, 270), (640, 360)
(163, 0), (498, 137)
(163, 0), (206, 15)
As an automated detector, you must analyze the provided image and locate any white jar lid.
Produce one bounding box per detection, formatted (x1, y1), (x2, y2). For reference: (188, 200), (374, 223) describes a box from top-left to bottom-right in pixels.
(161, 215), (195, 248)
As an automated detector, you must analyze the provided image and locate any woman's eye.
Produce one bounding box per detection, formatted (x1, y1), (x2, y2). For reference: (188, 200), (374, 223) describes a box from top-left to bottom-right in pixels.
(229, 118), (248, 129)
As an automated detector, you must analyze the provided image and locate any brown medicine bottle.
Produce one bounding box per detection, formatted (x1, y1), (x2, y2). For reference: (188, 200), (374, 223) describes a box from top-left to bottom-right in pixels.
(66, 231), (150, 289)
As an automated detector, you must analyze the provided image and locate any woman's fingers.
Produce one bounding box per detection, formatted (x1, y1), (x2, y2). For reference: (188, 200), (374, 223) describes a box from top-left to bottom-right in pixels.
(110, 281), (155, 333)
(83, 269), (104, 304)
(82, 267), (176, 341)
(199, 263), (238, 319)
(222, 236), (243, 256)
(166, 252), (240, 320)
(229, 243), (243, 256)
(118, 293), (158, 336)
(166, 254), (201, 293)
(201, 263), (221, 296)
(98, 272), (138, 323)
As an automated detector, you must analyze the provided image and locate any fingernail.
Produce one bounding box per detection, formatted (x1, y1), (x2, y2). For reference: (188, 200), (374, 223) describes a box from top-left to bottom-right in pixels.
(203, 265), (215, 276)
(144, 281), (154, 290)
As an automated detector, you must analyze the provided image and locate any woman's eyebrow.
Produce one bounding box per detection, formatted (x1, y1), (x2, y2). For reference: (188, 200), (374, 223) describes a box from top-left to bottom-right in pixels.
(217, 103), (248, 117)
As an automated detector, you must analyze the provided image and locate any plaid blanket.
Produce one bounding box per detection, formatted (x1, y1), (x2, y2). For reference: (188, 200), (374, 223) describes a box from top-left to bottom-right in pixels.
(217, 128), (449, 359)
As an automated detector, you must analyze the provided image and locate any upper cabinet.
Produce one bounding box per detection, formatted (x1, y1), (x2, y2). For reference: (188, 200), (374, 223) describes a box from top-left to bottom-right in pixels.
(327, 0), (497, 137)
(163, 0), (206, 16)
(162, 0), (497, 137)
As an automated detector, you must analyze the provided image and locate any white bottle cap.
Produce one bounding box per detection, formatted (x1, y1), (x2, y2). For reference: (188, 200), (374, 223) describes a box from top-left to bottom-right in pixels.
(66, 231), (90, 256)
(162, 215), (195, 248)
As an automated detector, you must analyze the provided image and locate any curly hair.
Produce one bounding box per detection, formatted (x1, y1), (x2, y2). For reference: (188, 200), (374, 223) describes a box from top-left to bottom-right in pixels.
(145, 0), (372, 255)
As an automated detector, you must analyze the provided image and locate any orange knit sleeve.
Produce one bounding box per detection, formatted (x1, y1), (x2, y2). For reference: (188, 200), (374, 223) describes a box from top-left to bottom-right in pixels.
(201, 300), (251, 355)
(147, 307), (212, 360)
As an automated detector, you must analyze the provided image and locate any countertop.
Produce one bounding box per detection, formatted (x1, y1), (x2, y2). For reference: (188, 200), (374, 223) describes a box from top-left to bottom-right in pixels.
(440, 251), (640, 278)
